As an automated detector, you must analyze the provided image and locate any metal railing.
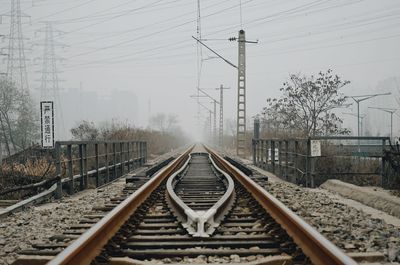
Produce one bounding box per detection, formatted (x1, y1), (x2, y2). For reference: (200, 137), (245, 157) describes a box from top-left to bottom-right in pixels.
(253, 136), (390, 187)
(55, 140), (147, 198)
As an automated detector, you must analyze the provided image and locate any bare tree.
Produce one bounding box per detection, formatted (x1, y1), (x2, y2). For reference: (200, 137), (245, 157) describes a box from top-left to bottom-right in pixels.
(71, 119), (188, 155)
(262, 70), (350, 137)
(0, 79), (38, 155)
(149, 113), (178, 133)
(0, 79), (18, 154)
(14, 91), (38, 150)
(71, 120), (99, 140)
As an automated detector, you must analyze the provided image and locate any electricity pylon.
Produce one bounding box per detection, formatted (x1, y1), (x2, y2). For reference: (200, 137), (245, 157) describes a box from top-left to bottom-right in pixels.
(36, 21), (66, 139)
(4, 0), (29, 91)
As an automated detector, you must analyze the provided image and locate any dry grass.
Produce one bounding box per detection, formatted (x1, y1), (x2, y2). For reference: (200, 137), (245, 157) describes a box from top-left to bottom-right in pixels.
(0, 157), (56, 200)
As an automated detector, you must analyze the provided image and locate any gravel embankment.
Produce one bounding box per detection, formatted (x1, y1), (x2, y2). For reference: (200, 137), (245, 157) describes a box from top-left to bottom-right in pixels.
(321, 179), (400, 218)
(265, 181), (400, 262)
(0, 178), (126, 265)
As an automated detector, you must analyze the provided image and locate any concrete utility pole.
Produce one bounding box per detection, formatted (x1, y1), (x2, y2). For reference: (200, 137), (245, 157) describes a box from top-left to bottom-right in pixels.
(368, 107), (397, 140)
(253, 117), (260, 140)
(230, 31), (257, 156)
(236, 30), (246, 156)
(216, 85), (230, 148)
(195, 0), (203, 132)
(190, 94), (218, 145)
(192, 32), (256, 155)
(197, 88), (220, 145)
(198, 102), (213, 143)
(212, 99), (217, 144)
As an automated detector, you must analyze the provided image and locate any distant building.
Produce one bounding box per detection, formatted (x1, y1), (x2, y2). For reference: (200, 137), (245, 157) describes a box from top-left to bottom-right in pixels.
(58, 88), (138, 139)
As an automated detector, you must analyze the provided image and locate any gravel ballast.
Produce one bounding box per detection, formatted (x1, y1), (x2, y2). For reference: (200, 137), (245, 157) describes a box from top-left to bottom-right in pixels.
(248, 165), (400, 263)
(0, 178), (127, 265)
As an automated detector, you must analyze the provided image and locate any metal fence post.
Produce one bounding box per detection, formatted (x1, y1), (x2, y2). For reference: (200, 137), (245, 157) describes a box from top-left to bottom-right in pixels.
(306, 139), (311, 187)
(141, 142), (144, 164)
(278, 141), (282, 176)
(144, 142), (148, 163)
(113, 142), (117, 179)
(79, 144), (84, 190)
(105, 142), (109, 183)
(127, 142), (131, 172)
(135, 142), (139, 166)
(67, 144), (74, 194)
(120, 142), (124, 176)
(266, 140), (270, 171)
(142, 142), (145, 165)
(263, 140), (267, 167)
(257, 140), (260, 166)
(271, 140), (276, 174)
(252, 139), (256, 165)
(310, 157), (315, 188)
(55, 142), (62, 199)
(95, 143), (99, 187)
(381, 139), (386, 187)
(83, 144), (88, 188)
(285, 140), (289, 180)
(294, 140), (299, 184)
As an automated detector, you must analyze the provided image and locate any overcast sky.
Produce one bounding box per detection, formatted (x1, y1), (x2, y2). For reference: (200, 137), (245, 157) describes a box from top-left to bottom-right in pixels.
(0, 0), (399, 139)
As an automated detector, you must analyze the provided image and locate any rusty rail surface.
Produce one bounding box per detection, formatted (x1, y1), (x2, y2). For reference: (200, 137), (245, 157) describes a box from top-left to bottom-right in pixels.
(47, 146), (193, 265)
(206, 146), (357, 265)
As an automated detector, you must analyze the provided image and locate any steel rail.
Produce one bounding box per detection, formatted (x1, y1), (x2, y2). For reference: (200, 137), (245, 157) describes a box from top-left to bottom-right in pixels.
(0, 183), (57, 218)
(166, 153), (235, 237)
(205, 146), (358, 265)
(47, 146), (193, 265)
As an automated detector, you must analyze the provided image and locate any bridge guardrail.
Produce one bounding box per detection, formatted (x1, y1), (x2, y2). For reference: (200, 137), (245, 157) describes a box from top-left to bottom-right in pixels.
(54, 140), (147, 198)
(0, 140), (148, 216)
(253, 136), (390, 187)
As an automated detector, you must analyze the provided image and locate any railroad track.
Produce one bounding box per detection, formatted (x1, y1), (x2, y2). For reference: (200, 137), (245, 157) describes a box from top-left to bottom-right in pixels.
(14, 145), (357, 265)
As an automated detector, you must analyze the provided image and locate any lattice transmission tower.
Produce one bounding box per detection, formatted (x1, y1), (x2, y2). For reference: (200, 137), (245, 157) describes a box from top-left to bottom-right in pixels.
(5, 0), (29, 91)
(38, 22), (61, 100)
(36, 21), (65, 139)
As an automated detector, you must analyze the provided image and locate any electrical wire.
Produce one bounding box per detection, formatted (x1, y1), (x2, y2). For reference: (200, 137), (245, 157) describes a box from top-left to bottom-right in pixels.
(63, 0), (256, 59)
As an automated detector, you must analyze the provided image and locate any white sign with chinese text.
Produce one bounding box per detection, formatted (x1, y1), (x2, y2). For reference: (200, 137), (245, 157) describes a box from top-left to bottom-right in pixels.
(310, 140), (321, 157)
(40, 101), (54, 149)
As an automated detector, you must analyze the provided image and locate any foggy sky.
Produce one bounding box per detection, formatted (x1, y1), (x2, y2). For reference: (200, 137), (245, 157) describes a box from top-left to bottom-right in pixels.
(0, 0), (399, 140)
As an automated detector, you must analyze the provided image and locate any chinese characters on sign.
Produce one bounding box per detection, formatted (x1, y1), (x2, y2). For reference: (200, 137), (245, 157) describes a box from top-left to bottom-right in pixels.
(40, 101), (54, 149)
(310, 140), (321, 157)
